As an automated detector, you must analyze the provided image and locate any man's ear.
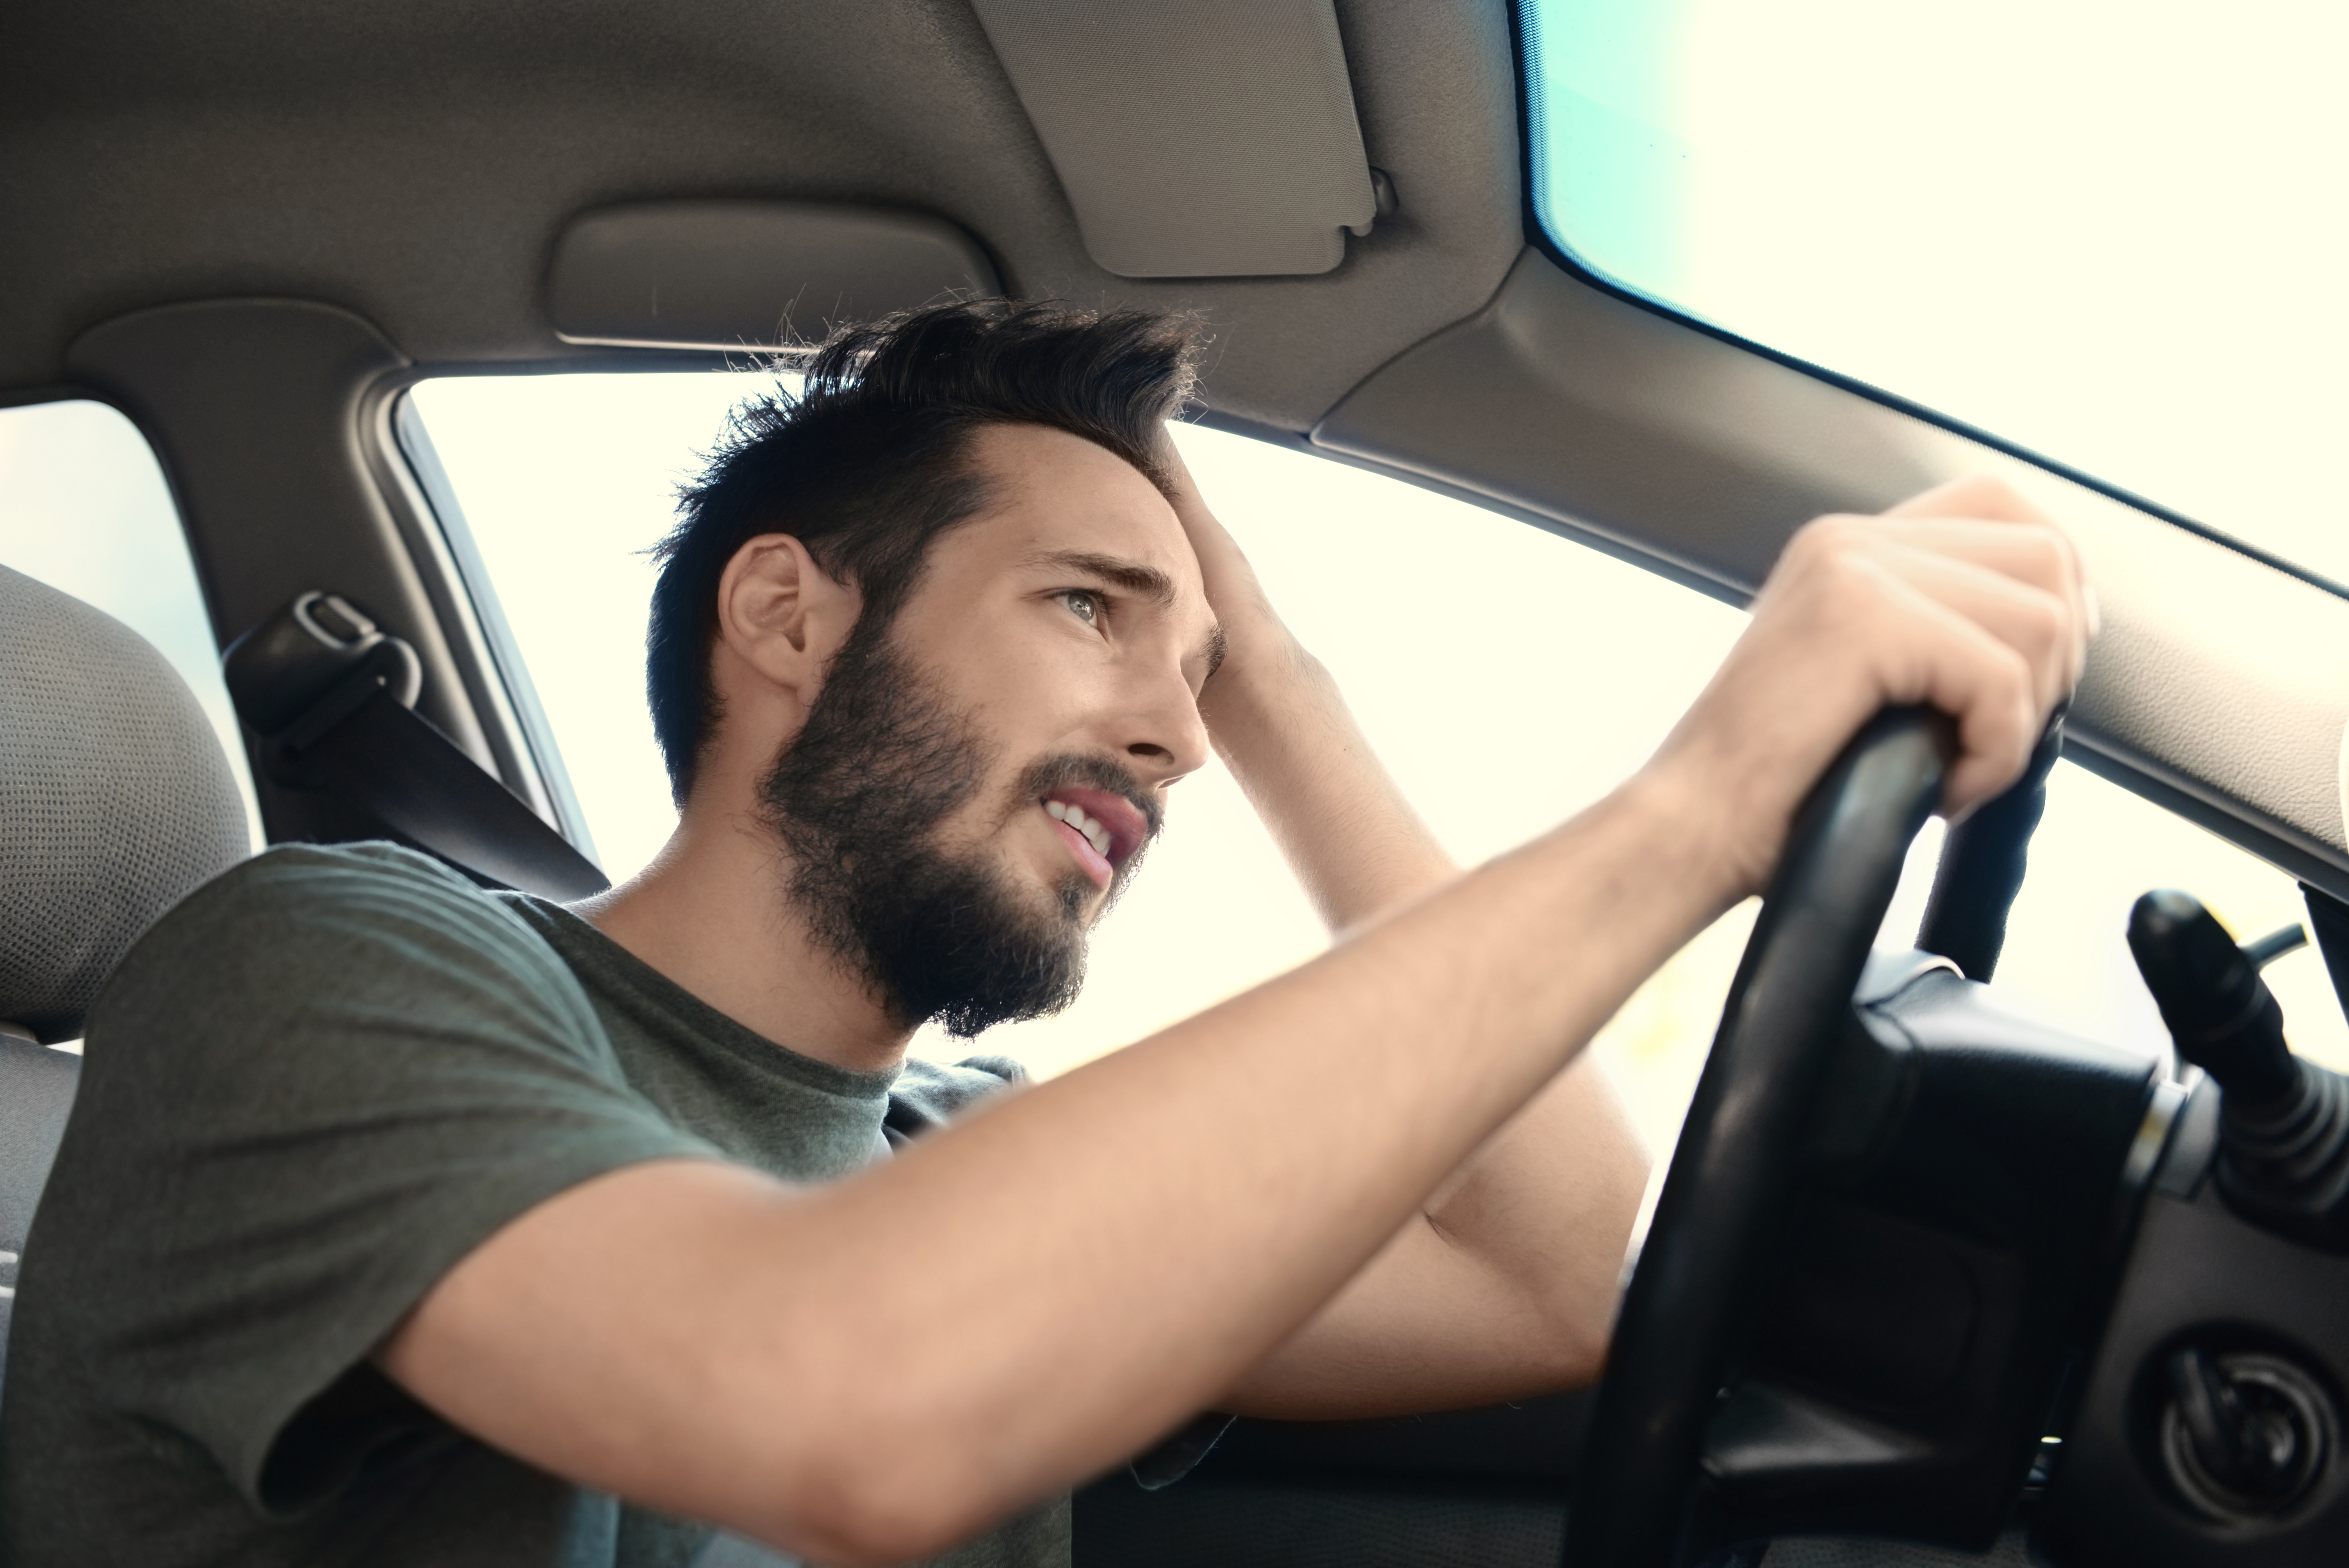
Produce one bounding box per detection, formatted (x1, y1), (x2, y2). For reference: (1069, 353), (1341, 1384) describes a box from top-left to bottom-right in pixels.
(712, 534), (860, 706)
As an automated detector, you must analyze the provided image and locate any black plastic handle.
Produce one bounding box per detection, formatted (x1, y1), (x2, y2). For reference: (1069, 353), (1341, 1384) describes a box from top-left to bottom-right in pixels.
(2128, 890), (2299, 1107)
(223, 591), (422, 736)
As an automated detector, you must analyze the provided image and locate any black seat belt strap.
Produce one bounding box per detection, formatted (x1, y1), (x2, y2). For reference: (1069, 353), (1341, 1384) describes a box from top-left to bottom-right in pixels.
(225, 593), (610, 901)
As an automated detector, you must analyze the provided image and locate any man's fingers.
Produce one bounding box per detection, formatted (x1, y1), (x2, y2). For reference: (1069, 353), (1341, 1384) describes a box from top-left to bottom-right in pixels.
(1910, 612), (2043, 817)
(1875, 473), (2094, 635)
(1858, 568), (2044, 815)
(1791, 513), (2092, 704)
(1811, 514), (2087, 624)
(1867, 543), (2088, 706)
(1770, 513), (2088, 815)
(1872, 516), (2080, 592)
(1877, 517), (2090, 643)
(1881, 473), (2052, 526)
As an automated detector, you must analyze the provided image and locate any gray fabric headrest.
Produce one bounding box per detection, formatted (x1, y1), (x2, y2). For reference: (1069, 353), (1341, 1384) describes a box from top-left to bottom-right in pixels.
(0, 565), (250, 1042)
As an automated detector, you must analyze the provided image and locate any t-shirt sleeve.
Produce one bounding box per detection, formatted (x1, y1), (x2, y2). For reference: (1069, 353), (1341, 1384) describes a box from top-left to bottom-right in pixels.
(882, 1052), (1027, 1149)
(29, 843), (716, 1517)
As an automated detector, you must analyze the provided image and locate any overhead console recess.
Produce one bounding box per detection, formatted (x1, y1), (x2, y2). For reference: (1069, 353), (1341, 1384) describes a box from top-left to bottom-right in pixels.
(968, 0), (1383, 277)
(544, 202), (1002, 353)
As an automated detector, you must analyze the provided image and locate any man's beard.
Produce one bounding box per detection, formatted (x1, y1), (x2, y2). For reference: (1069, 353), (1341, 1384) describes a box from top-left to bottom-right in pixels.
(756, 621), (1155, 1039)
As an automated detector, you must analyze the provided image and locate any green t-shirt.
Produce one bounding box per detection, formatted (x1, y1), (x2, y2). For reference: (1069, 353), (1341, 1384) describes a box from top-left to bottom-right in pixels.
(0, 843), (1069, 1568)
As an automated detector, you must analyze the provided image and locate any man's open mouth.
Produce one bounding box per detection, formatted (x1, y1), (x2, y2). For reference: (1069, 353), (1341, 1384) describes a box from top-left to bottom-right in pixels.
(1041, 788), (1150, 887)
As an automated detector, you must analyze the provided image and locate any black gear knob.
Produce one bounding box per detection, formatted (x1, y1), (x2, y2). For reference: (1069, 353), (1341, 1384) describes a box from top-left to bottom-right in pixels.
(2131, 889), (2349, 1252)
(2128, 890), (2299, 1106)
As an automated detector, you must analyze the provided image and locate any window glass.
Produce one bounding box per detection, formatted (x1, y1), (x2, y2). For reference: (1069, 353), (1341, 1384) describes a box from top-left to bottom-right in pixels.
(1518, 0), (2349, 586)
(1998, 768), (2349, 1075)
(406, 376), (2348, 1171)
(0, 400), (262, 847)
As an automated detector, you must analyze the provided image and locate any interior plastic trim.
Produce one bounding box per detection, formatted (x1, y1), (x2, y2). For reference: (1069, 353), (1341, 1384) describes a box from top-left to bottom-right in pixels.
(968, 0), (1375, 278)
(385, 394), (596, 858)
(545, 201), (1001, 353)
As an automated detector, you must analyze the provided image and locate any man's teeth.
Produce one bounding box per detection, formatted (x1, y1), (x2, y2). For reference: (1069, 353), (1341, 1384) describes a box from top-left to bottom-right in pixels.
(1044, 799), (1113, 859)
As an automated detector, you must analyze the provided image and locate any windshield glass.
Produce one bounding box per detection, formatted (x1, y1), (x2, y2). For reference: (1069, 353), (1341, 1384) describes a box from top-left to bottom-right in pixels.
(1519, 0), (2349, 586)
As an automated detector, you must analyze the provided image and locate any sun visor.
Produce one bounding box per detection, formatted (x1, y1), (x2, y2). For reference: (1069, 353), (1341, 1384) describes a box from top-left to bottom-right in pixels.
(969, 0), (1377, 278)
(544, 201), (1001, 351)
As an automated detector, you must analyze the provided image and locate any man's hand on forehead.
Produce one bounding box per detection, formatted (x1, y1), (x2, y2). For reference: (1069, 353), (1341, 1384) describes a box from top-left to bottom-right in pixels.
(1155, 433), (1288, 670)
(1151, 431), (1458, 934)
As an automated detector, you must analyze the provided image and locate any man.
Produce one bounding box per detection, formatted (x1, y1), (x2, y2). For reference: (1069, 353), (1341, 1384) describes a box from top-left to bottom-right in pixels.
(0, 301), (2089, 1566)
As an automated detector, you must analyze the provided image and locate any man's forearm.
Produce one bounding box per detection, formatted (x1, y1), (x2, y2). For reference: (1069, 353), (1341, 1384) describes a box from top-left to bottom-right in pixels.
(1189, 519), (1649, 1416)
(1163, 454), (1454, 933)
(1203, 642), (1457, 933)
(1220, 1048), (1649, 1419)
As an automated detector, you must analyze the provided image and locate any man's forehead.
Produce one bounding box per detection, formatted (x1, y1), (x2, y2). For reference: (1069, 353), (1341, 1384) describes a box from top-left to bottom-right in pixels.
(963, 424), (1202, 591)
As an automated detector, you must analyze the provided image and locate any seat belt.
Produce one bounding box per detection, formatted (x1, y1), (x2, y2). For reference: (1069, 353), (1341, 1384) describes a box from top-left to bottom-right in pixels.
(224, 593), (610, 901)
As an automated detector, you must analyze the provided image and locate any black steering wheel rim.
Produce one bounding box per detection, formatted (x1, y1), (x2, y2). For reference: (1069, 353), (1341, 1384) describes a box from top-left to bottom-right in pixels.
(1565, 707), (1950, 1568)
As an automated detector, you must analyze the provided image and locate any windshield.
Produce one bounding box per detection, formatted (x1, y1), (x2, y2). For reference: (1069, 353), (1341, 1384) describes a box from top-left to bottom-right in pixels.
(1519, 0), (2349, 587)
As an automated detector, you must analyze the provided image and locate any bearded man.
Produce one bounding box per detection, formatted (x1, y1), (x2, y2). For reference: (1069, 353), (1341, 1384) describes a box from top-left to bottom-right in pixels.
(0, 301), (2091, 1568)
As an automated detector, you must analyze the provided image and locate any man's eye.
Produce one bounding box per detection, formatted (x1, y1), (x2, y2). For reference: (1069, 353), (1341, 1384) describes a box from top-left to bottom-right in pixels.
(1059, 590), (1101, 627)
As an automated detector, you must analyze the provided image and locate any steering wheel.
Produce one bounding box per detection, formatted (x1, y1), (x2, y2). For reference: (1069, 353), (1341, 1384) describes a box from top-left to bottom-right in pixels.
(1564, 707), (1950, 1568)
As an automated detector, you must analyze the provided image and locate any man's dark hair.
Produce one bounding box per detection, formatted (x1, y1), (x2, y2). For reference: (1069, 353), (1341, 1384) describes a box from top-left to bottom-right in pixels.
(646, 299), (1205, 803)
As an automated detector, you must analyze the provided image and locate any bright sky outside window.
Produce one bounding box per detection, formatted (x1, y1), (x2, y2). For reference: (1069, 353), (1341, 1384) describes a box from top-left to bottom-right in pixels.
(407, 374), (2349, 1168)
(1519, 0), (2349, 586)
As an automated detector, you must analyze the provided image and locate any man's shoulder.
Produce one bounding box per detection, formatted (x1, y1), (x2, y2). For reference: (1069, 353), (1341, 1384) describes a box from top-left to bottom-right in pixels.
(200, 837), (491, 907)
(148, 838), (525, 942)
(92, 839), (579, 1036)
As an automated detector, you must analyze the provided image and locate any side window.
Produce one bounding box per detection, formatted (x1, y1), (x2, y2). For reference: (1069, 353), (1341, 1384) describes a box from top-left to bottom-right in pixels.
(0, 399), (262, 848)
(401, 379), (2348, 1169)
(1518, 1), (2349, 586)
(2000, 770), (2349, 1074)
(405, 375), (765, 881)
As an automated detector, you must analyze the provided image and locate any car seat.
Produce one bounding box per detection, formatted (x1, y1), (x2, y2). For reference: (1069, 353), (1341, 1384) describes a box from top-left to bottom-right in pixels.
(0, 563), (250, 1392)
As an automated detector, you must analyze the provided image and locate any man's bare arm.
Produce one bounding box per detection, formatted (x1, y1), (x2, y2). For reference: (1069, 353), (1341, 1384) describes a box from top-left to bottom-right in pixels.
(383, 773), (1727, 1565)
(1196, 472), (2095, 1417)
(380, 472), (2089, 1565)
(1162, 445), (1649, 1413)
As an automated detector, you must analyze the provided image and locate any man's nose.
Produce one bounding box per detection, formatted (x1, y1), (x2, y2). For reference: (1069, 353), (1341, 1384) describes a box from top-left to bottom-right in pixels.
(1116, 670), (1212, 786)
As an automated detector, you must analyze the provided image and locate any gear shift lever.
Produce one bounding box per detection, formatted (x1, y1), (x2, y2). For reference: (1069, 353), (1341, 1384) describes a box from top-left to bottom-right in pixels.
(2129, 890), (2349, 1251)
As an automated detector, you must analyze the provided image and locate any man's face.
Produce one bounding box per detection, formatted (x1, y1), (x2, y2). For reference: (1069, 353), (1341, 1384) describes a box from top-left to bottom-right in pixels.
(760, 422), (1220, 1036)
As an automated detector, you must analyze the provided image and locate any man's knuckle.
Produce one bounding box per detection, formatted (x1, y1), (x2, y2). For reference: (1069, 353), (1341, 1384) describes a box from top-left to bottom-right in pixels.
(2025, 523), (2073, 574)
(1791, 513), (1867, 559)
(1996, 643), (2038, 707)
(2022, 592), (2067, 652)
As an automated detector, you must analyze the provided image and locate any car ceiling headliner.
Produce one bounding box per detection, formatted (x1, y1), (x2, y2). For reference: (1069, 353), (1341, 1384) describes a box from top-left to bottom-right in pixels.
(0, 0), (1526, 431)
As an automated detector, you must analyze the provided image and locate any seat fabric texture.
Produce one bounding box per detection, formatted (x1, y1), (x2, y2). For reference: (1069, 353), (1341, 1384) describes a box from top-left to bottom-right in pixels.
(1, 564), (250, 1041)
(0, 562), (250, 1386)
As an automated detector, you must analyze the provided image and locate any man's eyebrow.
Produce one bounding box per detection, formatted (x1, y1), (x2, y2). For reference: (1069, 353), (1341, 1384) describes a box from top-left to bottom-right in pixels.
(1023, 549), (1178, 608)
(1026, 548), (1221, 676)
